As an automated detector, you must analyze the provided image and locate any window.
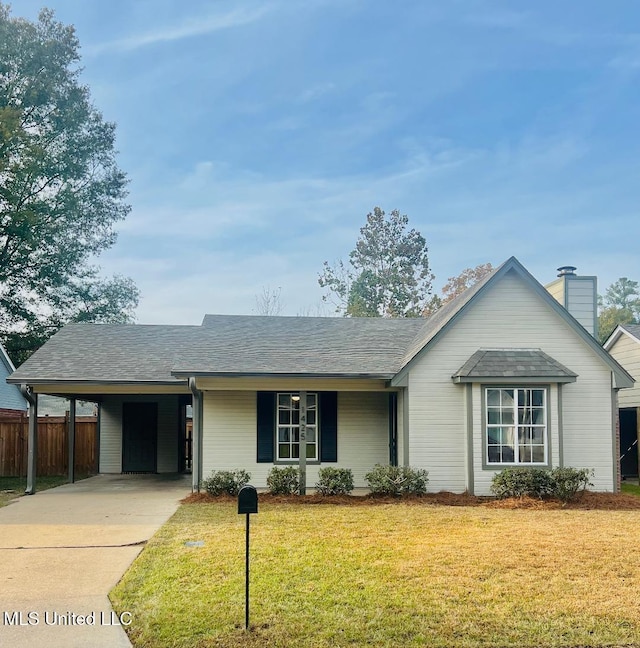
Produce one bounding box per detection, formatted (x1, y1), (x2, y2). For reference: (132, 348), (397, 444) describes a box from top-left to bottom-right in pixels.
(486, 388), (547, 465)
(276, 393), (318, 461)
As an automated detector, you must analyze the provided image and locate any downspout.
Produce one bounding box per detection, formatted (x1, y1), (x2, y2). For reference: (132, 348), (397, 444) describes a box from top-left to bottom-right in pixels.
(189, 378), (203, 492)
(20, 385), (38, 495)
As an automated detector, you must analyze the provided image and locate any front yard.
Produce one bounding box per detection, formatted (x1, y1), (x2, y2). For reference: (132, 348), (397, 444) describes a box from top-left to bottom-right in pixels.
(111, 496), (640, 648)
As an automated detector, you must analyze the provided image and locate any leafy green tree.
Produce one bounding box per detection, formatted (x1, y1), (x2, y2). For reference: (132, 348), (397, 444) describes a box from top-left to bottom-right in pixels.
(318, 207), (433, 317)
(598, 277), (640, 343)
(0, 5), (138, 364)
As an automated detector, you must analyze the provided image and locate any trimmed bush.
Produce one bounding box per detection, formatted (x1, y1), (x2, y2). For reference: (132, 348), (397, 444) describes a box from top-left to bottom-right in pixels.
(267, 466), (300, 495)
(490, 467), (594, 502)
(202, 469), (251, 496)
(315, 468), (354, 496)
(550, 467), (593, 503)
(365, 464), (429, 496)
(490, 467), (554, 499)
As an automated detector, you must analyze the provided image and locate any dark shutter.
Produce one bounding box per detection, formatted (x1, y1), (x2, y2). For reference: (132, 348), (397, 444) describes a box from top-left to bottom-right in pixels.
(319, 391), (338, 462)
(256, 392), (275, 463)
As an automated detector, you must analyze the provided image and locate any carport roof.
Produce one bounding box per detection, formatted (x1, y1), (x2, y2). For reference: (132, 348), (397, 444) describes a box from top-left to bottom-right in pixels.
(7, 316), (427, 384)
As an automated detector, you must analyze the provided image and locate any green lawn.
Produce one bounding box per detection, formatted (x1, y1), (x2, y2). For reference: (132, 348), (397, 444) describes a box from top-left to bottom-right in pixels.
(111, 499), (640, 648)
(621, 481), (640, 496)
(0, 475), (90, 507)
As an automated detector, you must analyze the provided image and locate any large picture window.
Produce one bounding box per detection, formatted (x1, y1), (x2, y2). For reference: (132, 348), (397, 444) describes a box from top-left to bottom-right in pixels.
(277, 393), (318, 460)
(486, 388), (547, 465)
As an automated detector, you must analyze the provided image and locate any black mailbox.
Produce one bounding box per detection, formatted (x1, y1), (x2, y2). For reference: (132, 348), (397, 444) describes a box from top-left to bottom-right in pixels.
(238, 485), (258, 515)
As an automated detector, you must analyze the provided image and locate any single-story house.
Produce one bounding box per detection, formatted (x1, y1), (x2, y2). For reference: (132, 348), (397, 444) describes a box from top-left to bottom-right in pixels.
(604, 324), (640, 479)
(6, 257), (634, 495)
(0, 343), (27, 415)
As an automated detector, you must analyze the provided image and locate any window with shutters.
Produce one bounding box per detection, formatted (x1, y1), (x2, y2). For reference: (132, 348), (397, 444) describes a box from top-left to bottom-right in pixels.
(276, 392), (318, 460)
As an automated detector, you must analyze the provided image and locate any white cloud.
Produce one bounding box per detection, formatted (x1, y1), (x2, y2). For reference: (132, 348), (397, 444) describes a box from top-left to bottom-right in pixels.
(88, 5), (272, 55)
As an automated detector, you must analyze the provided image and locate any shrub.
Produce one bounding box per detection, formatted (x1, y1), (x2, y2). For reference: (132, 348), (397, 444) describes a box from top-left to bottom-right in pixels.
(550, 467), (593, 503)
(202, 469), (251, 496)
(490, 467), (594, 502)
(267, 466), (300, 495)
(490, 468), (554, 499)
(365, 464), (429, 496)
(315, 468), (354, 495)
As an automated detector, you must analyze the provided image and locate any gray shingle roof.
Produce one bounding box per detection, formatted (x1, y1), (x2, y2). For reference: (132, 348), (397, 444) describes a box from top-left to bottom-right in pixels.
(452, 349), (578, 382)
(8, 316), (427, 383)
(175, 315), (427, 376)
(620, 324), (640, 341)
(8, 324), (203, 383)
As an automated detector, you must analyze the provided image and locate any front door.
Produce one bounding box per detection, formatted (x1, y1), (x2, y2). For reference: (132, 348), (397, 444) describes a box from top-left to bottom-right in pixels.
(122, 402), (158, 473)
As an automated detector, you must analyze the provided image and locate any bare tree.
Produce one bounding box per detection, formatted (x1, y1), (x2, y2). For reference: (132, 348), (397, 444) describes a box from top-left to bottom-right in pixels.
(254, 286), (284, 316)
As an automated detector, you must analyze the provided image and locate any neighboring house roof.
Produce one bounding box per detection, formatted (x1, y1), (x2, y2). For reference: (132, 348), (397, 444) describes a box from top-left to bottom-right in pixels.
(604, 323), (640, 351)
(452, 349), (578, 383)
(0, 343), (27, 411)
(6, 256), (634, 389)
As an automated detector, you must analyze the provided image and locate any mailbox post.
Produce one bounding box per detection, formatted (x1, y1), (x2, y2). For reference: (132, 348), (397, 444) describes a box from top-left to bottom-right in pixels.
(238, 485), (258, 630)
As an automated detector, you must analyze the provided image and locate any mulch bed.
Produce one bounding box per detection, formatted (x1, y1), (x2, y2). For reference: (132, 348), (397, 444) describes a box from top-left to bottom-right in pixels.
(181, 490), (640, 510)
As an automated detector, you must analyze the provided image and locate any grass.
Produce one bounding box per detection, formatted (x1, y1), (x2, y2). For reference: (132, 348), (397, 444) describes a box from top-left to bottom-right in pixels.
(621, 481), (640, 496)
(0, 474), (91, 507)
(111, 499), (640, 648)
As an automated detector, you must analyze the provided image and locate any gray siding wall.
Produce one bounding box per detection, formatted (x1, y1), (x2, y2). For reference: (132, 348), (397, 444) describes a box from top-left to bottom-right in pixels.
(566, 277), (597, 337)
(407, 269), (615, 495)
(0, 357), (27, 411)
(609, 334), (640, 408)
(201, 391), (389, 487)
(99, 394), (180, 473)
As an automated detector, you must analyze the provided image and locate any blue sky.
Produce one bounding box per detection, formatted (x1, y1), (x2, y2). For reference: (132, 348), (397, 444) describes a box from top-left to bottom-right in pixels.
(16, 0), (640, 323)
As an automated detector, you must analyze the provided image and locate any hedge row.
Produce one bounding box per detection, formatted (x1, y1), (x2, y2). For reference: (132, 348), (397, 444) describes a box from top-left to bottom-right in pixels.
(202, 464), (429, 497)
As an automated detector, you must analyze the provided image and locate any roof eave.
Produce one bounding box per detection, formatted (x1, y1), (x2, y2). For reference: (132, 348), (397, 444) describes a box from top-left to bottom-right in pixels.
(452, 375), (577, 384)
(171, 370), (396, 380)
(604, 324), (640, 351)
(6, 378), (187, 386)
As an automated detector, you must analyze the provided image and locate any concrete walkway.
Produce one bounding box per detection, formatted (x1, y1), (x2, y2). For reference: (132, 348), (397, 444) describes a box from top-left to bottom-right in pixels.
(0, 474), (191, 648)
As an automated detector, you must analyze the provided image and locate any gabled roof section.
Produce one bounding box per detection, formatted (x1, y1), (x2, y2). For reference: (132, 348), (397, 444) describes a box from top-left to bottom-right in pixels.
(604, 323), (640, 351)
(452, 349), (577, 384)
(394, 256), (634, 389)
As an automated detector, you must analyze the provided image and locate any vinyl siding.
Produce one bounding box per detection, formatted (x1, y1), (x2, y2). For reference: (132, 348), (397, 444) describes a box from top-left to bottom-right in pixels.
(545, 278), (564, 304)
(195, 377), (388, 392)
(566, 277), (597, 337)
(407, 269), (615, 495)
(99, 394), (179, 473)
(608, 334), (640, 408)
(0, 358), (27, 411)
(202, 391), (389, 487)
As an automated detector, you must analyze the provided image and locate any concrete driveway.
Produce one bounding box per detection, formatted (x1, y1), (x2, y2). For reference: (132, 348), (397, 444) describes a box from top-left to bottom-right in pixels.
(0, 474), (191, 648)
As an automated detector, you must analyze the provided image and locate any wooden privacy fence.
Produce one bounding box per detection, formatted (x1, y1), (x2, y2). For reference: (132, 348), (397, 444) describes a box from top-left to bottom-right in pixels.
(0, 414), (98, 477)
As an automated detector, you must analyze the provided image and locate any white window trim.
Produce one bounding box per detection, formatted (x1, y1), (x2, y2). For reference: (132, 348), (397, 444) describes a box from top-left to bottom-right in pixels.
(485, 387), (548, 466)
(276, 392), (318, 462)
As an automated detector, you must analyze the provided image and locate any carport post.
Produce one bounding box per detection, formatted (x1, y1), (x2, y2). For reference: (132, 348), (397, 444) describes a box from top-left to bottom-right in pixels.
(68, 398), (76, 483)
(21, 386), (38, 495)
(189, 378), (203, 492)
